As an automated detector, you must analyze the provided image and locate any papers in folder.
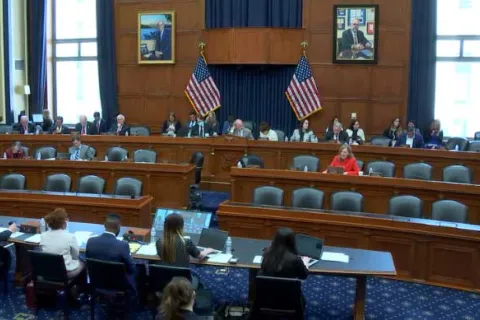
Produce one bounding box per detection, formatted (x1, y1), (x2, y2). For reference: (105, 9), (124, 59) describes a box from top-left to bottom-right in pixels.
(10, 232), (24, 238)
(207, 253), (232, 264)
(321, 252), (349, 263)
(136, 244), (157, 256)
(25, 234), (42, 244)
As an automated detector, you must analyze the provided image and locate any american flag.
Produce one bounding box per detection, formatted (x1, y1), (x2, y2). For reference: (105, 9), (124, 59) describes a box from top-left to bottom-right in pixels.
(185, 55), (221, 116)
(285, 56), (322, 120)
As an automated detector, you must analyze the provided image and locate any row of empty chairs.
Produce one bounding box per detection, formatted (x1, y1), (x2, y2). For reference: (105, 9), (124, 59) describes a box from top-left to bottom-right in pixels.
(252, 186), (469, 223)
(0, 173), (142, 196)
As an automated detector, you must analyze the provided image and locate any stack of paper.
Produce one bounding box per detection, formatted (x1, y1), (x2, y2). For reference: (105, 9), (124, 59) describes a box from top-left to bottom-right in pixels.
(252, 256), (263, 264)
(128, 242), (141, 254)
(25, 234), (42, 244)
(74, 231), (93, 246)
(321, 252), (349, 263)
(207, 253), (233, 264)
(136, 244), (157, 256)
(10, 232), (24, 238)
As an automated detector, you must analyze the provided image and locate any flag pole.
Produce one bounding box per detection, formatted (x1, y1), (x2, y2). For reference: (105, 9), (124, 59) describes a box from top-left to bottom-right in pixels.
(199, 41), (206, 60)
(300, 41), (309, 58)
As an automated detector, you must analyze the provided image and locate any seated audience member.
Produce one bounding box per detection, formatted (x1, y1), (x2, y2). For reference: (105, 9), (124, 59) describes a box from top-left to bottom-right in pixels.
(325, 116), (342, 134)
(0, 222), (17, 241)
(40, 208), (84, 278)
(186, 111), (197, 130)
(5, 141), (26, 159)
(407, 120), (421, 135)
(205, 112), (219, 136)
(162, 112), (182, 135)
(157, 277), (198, 320)
(395, 127), (424, 149)
(325, 124), (349, 144)
(190, 114), (211, 138)
(258, 122), (278, 141)
(18, 115), (35, 134)
(323, 144), (360, 175)
(291, 119), (318, 143)
(75, 115), (93, 135)
(222, 114), (235, 135)
(260, 227), (309, 279)
(86, 214), (136, 293)
(49, 116), (71, 134)
(69, 135), (94, 160)
(92, 112), (107, 135)
(346, 120), (366, 145)
(111, 114), (131, 136)
(230, 119), (254, 140)
(424, 119), (444, 148)
(383, 117), (403, 144)
(41, 110), (53, 132)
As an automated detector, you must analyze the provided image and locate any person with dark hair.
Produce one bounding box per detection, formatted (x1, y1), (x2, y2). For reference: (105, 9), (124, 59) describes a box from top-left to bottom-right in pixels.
(186, 111), (197, 129)
(92, 111), (107, 134)
(383, 117), (403, 143)
(424, 119), (444, 148)
(395, 127), (425, 149)
(40, 208), (84, 278)
(323, 144), (360, 175)
(190, 114), (212, 138)
(407, 120), (421, 135)
(49, 116), (70, 134)
(157, 277), (198, 320)
(41, 110), (53, 132)
(68, 135), (95, 160)
(222, 115), (235, 135)
(346, 119), (366, 145)
(325, 116), (342, 134)
(260, 228), (309, 279)
(162, 112), (182, 135)
(5, 141), (26, 159)
(290, 119), (318, 143)
(258, 121), (278, 141)
(0, 222), (17, 241)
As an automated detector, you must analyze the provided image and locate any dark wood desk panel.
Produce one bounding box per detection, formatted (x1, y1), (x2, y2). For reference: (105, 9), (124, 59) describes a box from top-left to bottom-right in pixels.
(0, 159), (194, 209)
(230, 167), (480, 224)
(217, 202), (480, 292)
(0, 191), (152, 227)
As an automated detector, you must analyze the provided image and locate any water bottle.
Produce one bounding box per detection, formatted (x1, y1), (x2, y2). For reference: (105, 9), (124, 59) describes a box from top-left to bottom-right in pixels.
(150, 227), (156, 244)
(285, 136), (289, 142)
(36, 153), (41, 160)
(369, 167), (373, 175)
(225, 237), (232, 254)
(237, 161), (243, 168)
(123, 154), (128, 162)
(125, 131), (129, 137)
(40, 218), (46, 233)
(104, 155), (108, 162)
(454, 145), (459, 152)
(3, 152), (6, 159)
(304, 166), (308, 172)
(36, 128), (40, 135)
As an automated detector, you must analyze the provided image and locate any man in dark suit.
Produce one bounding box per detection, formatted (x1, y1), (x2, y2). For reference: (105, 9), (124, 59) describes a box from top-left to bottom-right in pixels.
(190, 114), (212, 138)
(395, 127), (425, 149)
(325, 124), (349, 144)
(86, 214), (136, 293)
(49, 116), (71, 134)
(153, 21), (172, 60)
(92, 112), (107, 135)
(41, 110), (53, 132)
(110, 114), (130, 136)
(18, 116), (35, 134)
(75, 115), (94, 135)
(0, 222), (17, 241)
(340, 18), (372, 52)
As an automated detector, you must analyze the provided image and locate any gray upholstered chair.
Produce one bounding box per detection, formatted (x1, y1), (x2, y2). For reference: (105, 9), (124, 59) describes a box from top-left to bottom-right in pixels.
(467, 141), (480, 152)
(77, 175), (105, 194)
(292, 155), (320, 172)
(431, 200), (468, 223)
(274, 130), (285, 142)
(388, 195), (423, 218)
(190, 152), (204, 184)
(371, 136), (392, 147)
(44, 174), (71, 192)
(133, 149), (157, 163)
(356, 160), (364, 171)
(330, 191), (364, 213)
(113, 177), (142, 197)
(34, 147), (57, 160)
(365, 161), (396, 177)
(130, 126), (151, 136)
(442, 165), (473, 184)
(253, 186), (284, 206)
(292, 188), (324, 210)
(0, 173), (26, 190)
(106, 147), (128, 162)
(403, 163), (433, 181)
(240, 155), (264, 168)
(243, 121), (254, 132)
(445, 137), (469, 151)
(0, 124), (12, 134)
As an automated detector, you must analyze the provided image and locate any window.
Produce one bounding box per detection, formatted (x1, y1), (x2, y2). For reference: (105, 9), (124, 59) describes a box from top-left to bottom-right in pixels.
(52, 0), (101, 124)
(435, 0), (480, 137)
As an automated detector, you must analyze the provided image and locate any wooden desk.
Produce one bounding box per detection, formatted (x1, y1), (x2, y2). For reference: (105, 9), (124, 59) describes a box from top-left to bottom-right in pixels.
(230, 167), (480, 224)
(0, 159), (194, 208)
(0, 135), (479, 191)
(0, 190), (152, 227)
(217, 201), (480, 292)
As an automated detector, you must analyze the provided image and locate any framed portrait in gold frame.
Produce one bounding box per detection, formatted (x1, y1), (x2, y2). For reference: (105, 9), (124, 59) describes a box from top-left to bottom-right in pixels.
(138, 11), (175, 64)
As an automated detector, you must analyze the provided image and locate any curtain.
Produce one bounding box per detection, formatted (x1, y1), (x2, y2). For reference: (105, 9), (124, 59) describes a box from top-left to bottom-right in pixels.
(209, 65), (298, 137)
(408, 0), (437, 133)
(206, 0), (302, 28)
(3, 0), (13, 124)
(27, 0), (47, 117)
(96, 0), (118, 128)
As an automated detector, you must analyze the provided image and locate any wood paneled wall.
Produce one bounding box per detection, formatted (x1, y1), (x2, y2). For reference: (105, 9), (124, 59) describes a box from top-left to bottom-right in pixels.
(114, 0), (411, 135)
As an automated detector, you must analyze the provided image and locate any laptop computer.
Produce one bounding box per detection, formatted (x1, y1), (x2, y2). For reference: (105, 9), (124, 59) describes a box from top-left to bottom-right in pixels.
(196, 228), (228, 253)
(295, 234), (324, 267)
(327, 166), (344, 174)
(32, 114), (43, 123)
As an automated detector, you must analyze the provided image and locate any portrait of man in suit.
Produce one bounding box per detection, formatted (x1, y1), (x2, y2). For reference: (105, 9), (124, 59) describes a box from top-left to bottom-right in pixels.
(138, 12), (175, 64)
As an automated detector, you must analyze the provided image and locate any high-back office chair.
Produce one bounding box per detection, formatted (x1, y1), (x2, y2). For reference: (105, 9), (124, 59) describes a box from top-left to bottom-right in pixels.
(403, 163), (433, 181)
(240, 155), (265, 168)
(330, 191), (364, 213)
(0, 173), (26, 190)
(292, 155), (320, 172)
(445, 137), (469, 151)
(467, 141), (480, 152)
(274, 130), (285, 141)
(106, 147), (128, 162)
(190, 152), (204, 184)
(34, 146), (57, 160)
(292, 188), (324, 210)
(113, 177), (142, 197)
(253, 186), (284, 206)
(388, 195), (423, 218)
(44, 174), (71, 192)
(0, 124), (12, 134)
(133, 149), (157, 163)
(474, 132), (480, 141)
(431, 200), (468, 223)
(356, 160), (364, 171)
(129, 126), (150, 136)
(371, 136), (392, 147)
(243, 121), (254, 132)
(442, 165), (473, 184)
(365, 161), (396, 177)
(77, 175), (105, 194)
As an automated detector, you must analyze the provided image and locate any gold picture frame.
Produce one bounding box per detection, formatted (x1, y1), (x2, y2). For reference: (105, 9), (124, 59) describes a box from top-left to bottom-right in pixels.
(137, 11), (175, 64)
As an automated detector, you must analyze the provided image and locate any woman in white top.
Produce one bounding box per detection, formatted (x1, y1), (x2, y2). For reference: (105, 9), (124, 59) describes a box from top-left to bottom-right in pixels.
(40, 208), (84, 278)
(346, 119), (366, 145)
(291, 119), (318, 143)
(258, 122), (278, 141)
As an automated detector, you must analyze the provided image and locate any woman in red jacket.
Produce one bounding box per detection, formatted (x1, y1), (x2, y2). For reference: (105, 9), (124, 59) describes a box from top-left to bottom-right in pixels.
(324, 144), (360, 176)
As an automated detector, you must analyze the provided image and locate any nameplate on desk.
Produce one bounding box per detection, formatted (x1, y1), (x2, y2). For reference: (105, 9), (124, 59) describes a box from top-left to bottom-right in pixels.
(321, 252), (349, 263)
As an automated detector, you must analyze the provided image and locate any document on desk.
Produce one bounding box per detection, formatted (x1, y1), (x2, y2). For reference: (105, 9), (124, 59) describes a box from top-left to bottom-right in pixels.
(321, 252), (349, 263)
(207, 253), (233, 264)
(10, 232), (25, 238)
(74, 231), (93, 246)
(253, 256), (263, 264)
(0, 227), (7, 233)
(128, 242), (141, 254)
(25, 234), (42, 244)
(136, 244), (157, 256)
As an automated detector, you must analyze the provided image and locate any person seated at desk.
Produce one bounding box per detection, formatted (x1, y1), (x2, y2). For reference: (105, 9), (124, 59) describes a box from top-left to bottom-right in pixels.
(323, 144), (360, 176)
(185, 111), (197, 131)
(346, 119), (366, 145)
(229, 119), (254, 140)
(222, 114), (235, 135)
(0, 222), (17, 241)
(424, 119), (444, 149)
(260, 227), (309, 279)
(86, 214), (137, 293)
(40, 208), (84, 279)
(5, 141), (26, 159)
(383, 117), (403, 145)
(156, 277), (199, 320)
(161, 112), (182, 135)
(325, 116), (342, 135)
(92, 111), (107, 135)
(75, 115), (93, 135)
(190, 114), (211, 138)
(290, 119), (318, 143)
(258, 122), (278, 141)
(407, 120), (421, 136)
(69, 135), (95, 161)
(49, 116), (71, 135)
(205, 112), (219, 136)
(41, 110), (53, 133)
(395, 127), (424, 149)
(17, 115), (35, 134)
(325, 124), (349, 144)
(111, 114), (131, 136)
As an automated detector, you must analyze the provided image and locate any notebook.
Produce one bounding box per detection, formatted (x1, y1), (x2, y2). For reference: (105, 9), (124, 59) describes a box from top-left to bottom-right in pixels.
(196, 228), (228, 253)
(295, 234), (324, 267)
